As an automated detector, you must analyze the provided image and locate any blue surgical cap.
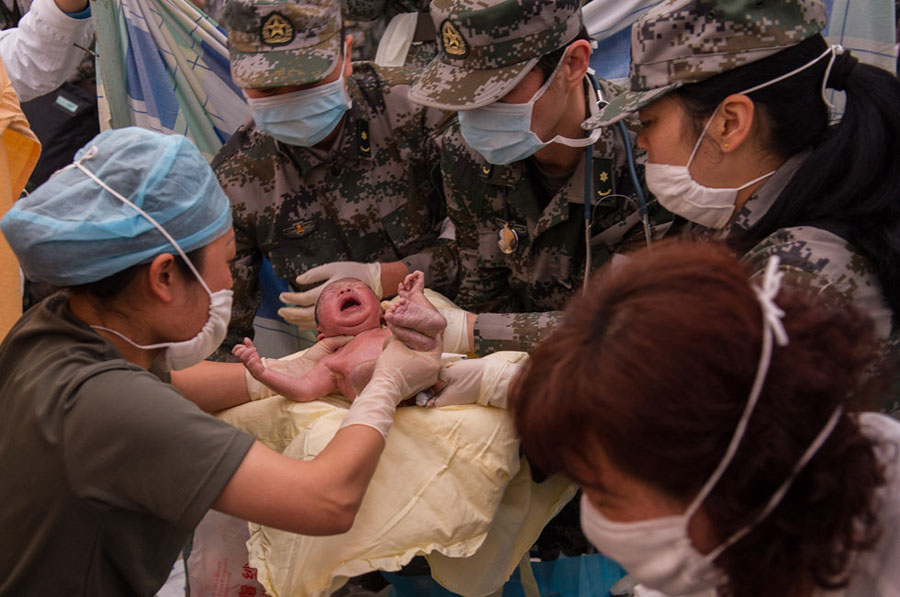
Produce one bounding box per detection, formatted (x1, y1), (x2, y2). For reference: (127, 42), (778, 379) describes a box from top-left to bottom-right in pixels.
(0, 127), (232, 286)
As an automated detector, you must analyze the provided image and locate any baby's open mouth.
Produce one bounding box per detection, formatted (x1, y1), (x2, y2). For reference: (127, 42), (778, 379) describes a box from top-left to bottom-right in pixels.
(340, 296), (361, 311)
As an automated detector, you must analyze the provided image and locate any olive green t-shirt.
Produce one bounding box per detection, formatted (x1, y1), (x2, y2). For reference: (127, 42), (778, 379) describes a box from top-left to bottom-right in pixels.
(0, 293), (255, 595)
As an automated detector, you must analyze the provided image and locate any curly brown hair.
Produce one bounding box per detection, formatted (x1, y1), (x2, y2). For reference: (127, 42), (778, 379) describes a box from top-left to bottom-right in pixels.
(511, 240), (891, 597)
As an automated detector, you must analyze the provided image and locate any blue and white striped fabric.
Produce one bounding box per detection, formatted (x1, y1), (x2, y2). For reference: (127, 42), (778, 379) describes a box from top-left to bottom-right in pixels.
(584, 0), (898, 86)
(92, 0), (251, 160)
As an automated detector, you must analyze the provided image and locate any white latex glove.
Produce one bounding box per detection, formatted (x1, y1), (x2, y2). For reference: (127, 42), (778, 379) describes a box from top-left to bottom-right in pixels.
(340, 337), (442, 438)
(243, 335), (354, 400)
(428, 352), (528, 409)
(277, 262), (383, 329)
(438, 308), (472, 354)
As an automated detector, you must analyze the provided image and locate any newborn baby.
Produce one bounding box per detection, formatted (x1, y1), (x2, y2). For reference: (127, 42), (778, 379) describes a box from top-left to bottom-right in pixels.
(233, 271), (446, 402)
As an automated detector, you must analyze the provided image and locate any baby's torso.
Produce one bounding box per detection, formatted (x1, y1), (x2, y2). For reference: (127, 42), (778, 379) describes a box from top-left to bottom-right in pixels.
(321, 328), (391, 399)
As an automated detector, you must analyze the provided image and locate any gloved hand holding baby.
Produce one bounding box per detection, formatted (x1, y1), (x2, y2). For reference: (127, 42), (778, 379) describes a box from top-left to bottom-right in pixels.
(234, 271), (521, 413)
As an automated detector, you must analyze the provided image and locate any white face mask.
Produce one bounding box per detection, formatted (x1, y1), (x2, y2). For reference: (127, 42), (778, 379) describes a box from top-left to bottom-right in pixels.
(458, 52), (602, 165)
(70, 158), (233, 371)
(645, 109), (774, 229)
(94, 289), (232, 371)
(579, 257), (844, 596)
(646, 44), (841, 230)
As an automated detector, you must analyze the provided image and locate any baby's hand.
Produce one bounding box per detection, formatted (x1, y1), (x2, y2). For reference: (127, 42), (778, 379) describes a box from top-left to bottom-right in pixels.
(232, 338), (267, 379)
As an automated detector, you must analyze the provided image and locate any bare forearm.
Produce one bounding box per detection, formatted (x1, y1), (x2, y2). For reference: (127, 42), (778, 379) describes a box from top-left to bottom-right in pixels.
(213, 427), (385, 534)
(261, 366), (335, 402)
(171, 361), (251, 412)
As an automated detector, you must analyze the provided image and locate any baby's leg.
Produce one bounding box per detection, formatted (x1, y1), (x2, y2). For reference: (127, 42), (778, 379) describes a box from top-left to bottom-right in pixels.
(383, 271), (446, 351)
(233, 338), (338, 402)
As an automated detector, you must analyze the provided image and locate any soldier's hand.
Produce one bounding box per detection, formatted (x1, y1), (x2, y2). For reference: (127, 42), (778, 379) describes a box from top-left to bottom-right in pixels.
(428, 352), (527, 410)
(278, 261), (383, 329)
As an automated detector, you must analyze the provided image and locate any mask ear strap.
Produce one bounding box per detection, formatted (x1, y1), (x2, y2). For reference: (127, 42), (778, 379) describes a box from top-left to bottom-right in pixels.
(820, 45), (842, 110)
(684, 256), (789, 521)
(686, 111), (718, 168)
(688, 44), (839, 168)
(529, 50), (566, 103)
(701, 404), (843, 565)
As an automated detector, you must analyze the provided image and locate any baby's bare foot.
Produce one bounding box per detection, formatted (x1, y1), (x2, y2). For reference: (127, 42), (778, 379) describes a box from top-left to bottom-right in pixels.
(385, 272), (446, 351)
(397, 270), (426, 299)
(385, 297), (446, 338)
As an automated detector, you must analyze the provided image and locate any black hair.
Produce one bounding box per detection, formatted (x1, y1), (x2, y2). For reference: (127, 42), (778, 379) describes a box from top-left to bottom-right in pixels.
(534, 27), (592, 83)
(674, 33), (900, 323)
(72, 248), (206, 302)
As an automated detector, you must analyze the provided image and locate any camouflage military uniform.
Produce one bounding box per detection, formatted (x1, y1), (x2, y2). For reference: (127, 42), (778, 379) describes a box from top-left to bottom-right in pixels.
(212, 62), (455, 358)
(687, 155), (898, 418)
(674, 154), (895, 342)
(584, 0), (894, 337)
(437, 81), (664, 355)
(407, 0), (667, 355)
(583, 0), (896, 414)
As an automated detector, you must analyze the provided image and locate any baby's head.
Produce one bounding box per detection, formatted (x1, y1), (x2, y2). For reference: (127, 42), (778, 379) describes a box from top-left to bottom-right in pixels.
(315, 277), (383, 340)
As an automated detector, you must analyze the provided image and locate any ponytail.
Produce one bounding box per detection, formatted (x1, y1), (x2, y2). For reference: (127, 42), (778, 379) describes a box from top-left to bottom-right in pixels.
(753, 53), (900, 320)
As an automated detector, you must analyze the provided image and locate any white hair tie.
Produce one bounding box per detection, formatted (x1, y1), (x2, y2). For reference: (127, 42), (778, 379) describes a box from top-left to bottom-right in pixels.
(753, 255), (789, 347)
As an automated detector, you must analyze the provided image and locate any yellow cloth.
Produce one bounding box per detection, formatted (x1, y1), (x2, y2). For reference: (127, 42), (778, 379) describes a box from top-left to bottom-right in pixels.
(0, 59), (40, 340)
(218, 395), (574, 597)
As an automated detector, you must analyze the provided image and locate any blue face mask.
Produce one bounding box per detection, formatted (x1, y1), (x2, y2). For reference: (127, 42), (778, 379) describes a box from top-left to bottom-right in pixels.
(458, 56), (600, 165)
(245, 63), (352, 148)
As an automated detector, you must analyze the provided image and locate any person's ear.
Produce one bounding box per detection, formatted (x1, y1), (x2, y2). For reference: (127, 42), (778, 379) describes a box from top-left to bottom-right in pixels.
(146, 253), (179, 303)
(561, 40), (592, 91)
(712, 93), (755, 153)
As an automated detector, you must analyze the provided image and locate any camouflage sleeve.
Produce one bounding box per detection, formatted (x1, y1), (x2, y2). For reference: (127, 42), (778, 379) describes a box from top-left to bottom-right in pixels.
(472, 311), (563, 356)
(402, 236), (459, 297)
(387, 91), (459, 297)
(216, 247), (263, 362)
(741, 226), (893, 340)
(210, 220), (263, 362)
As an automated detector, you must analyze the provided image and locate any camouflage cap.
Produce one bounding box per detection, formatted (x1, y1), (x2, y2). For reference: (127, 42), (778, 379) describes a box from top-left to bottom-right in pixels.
(584, 0), (827, 129)
(222, 0), (342, 89)
(408, 0), (583, 110)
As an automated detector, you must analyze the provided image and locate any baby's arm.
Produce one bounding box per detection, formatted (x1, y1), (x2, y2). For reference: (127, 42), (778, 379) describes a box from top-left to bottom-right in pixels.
(232, 338), (338, 402)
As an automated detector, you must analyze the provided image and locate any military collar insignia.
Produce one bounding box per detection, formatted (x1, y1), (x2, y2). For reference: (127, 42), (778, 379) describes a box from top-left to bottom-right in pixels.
(356, 120), (371, 156)
(282, 220), (316, 239)
(593, 157), (614, 199)
(260, 12), (294, 47)
(440, 20), (468, 58)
